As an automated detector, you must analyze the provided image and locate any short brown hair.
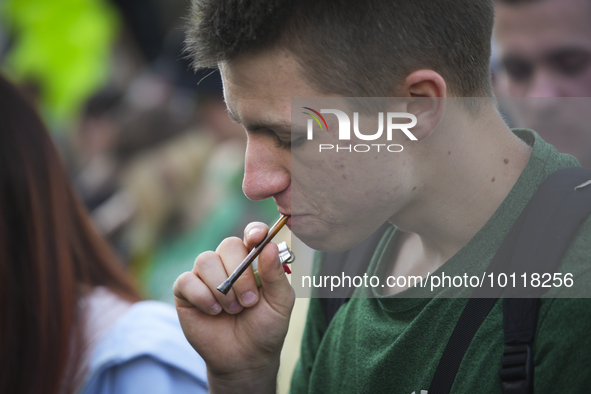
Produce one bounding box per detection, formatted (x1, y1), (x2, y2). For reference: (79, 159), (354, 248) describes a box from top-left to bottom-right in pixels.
(186, 0), (495, 97)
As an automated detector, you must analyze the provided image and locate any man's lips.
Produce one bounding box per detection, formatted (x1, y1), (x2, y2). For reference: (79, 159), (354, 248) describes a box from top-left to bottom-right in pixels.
(283, 214), (309, 228)
(278, 208), (313, 228)
(279, 212), (292, 227)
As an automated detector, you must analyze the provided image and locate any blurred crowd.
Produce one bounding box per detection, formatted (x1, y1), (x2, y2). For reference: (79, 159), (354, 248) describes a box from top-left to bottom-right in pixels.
(1, 1), (590, 393)
(0, 0), (277, 302)
(1, 0), (590, 300)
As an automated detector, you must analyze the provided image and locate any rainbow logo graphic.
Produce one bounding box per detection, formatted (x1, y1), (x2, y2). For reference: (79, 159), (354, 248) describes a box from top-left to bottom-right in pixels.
(302, 107), (329, 132)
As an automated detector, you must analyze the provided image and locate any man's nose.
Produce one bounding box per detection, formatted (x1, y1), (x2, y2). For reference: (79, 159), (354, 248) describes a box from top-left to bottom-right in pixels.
(242, 135), (290, 201)
(526, 70), (562, 97)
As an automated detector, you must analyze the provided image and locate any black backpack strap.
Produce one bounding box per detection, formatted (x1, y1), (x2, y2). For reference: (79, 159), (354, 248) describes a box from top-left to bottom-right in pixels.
(429, 167), (591, 394)
(320, 222), (391, 324)
(428, 297), (499, 394)
(322, 297), (349, 326)
(500, 167), (591, 394)
(499, 298), (539, 394)
(503, 167), (591, 296)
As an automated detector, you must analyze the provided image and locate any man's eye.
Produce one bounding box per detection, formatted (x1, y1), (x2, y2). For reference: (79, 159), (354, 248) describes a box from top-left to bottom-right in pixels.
(274, 136), (306, 150)
(553, 52), (591, 77)
(275, 138), (292, 150)
(502, 57), (533, 82)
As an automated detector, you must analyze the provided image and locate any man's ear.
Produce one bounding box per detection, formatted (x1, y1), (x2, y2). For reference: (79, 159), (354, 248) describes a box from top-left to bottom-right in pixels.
(399, 70), (447, 141)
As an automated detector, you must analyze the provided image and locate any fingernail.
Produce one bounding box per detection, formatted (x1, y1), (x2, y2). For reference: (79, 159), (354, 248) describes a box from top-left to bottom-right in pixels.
(229, 301), (242, 313)
(241, 291), (258, 306)
(211, 303), (222, 314)
(248, 227), (262, 237)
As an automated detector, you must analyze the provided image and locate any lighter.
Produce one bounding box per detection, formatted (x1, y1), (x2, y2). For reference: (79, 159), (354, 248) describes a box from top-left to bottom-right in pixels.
(252, 241), (296, 287)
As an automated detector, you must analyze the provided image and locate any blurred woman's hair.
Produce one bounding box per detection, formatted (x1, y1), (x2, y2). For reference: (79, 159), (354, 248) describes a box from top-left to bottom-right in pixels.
(0, 75), (141, 394)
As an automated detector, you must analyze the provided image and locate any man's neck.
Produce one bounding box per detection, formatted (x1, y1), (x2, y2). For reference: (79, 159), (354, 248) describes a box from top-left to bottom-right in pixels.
(385, 104), (532, 292)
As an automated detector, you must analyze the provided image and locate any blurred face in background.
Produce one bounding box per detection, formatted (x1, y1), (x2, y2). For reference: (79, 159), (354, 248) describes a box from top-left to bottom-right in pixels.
(494, 0), (591, 168)
(495, 0), (591, 97)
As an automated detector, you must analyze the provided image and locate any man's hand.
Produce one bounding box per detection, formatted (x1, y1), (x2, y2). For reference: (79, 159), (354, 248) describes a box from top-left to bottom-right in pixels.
(173, 222), (295, 394)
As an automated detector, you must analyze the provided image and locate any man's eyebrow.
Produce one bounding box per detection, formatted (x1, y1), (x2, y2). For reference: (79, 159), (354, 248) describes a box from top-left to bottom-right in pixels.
(500, 53), (528, 65)
(545, 47), (591, 63)
(501, 47), (591, 68)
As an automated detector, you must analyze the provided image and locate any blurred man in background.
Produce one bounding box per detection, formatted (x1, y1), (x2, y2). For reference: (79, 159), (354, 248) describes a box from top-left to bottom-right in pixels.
(494, 0), (591, 167)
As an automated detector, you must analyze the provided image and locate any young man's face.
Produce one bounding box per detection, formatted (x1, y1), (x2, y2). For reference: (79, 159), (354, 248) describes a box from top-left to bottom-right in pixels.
(494, 0), (591, 97)
(220, 49), (414, 252)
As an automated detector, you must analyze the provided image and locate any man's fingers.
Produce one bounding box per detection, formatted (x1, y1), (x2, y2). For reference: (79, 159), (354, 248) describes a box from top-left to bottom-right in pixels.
(193, 250), (243, 314)
(176, 220), (289, 319)
(216, 237), (260, 308)
(257, 243), (295, 312)
(173, 271), (222, 315)
(244, 222), (270, 250)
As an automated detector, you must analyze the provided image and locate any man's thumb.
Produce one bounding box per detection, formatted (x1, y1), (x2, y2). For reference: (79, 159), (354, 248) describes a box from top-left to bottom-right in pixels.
(257, 243), (294, 309)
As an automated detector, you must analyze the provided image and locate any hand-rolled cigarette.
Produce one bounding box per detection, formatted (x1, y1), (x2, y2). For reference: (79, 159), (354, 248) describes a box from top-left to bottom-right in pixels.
(217, 214), (290, 295)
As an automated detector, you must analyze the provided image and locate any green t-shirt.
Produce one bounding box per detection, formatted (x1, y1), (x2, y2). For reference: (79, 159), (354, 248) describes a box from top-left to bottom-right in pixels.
(290, 129), (591, 393)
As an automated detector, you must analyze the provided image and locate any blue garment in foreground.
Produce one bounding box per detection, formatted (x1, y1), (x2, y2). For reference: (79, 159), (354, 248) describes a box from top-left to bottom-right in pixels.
(80, 301), (208, 394)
